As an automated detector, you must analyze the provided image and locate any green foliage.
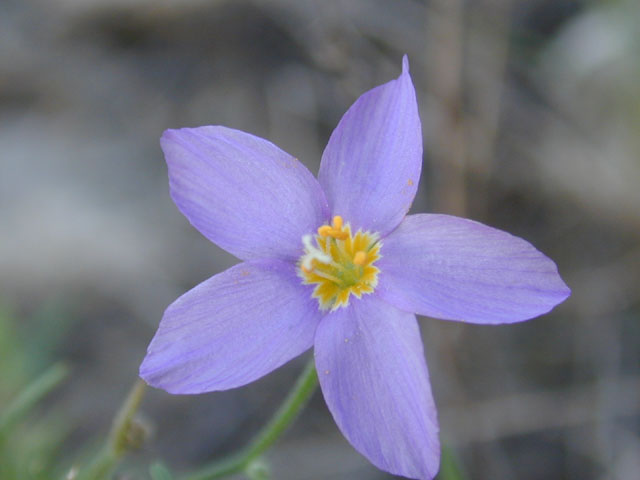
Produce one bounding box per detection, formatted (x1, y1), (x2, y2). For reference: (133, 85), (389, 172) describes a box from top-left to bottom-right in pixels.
(150, 462), (175, 480)
(245, 459), (270, 480)
(436, 445), (467, 480)
(0, 305), (70, 480)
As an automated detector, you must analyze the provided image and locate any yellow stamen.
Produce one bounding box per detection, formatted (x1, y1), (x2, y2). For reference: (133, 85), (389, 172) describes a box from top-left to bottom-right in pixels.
(353, 251), (366, 265)
(298, 218), (381, 311)
(318, 225), (332, 236)
(317, 224), (348, 240)
(330, 229), (348, 240)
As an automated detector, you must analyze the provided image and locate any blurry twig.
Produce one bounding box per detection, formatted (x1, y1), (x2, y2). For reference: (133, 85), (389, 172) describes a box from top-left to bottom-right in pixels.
(464, 0), (512, 218)
(425, 0), (512, 218)
(426, 0), (467, 216)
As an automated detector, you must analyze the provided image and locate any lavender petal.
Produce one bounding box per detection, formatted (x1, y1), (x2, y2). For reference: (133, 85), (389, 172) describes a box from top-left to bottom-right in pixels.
(377, 214), (571, 324)
(314, 295), (440, 479)
(318, 56), (422, 236)
(140, 259), (323, 393)
(162, 126), (329, 261)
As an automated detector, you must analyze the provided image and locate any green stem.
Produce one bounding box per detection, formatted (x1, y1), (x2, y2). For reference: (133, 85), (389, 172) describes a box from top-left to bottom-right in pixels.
(184, 359), (319, 480)
(75, 378), (147, 480)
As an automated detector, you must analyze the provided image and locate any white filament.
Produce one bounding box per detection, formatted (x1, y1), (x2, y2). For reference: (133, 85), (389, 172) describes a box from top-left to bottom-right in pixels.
(300, 234), (331, 270)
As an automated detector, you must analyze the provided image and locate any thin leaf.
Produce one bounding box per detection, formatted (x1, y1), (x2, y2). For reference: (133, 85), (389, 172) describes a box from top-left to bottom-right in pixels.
(0, 363), (69, 438)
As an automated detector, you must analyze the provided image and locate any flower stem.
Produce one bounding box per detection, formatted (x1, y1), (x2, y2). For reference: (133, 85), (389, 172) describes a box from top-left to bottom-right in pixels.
(75, 378), (147, 480)
(184, 359), (319, 480)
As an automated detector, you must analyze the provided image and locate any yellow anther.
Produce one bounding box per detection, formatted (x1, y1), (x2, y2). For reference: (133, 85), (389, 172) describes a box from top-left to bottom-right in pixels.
(353, 251), (366, 266)
(318, 225), (333, 236)
(318, 221), (348, 240)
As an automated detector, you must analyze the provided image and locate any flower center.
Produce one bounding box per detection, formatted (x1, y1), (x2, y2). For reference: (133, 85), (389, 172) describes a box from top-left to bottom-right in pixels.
(298, 215), (381, 311)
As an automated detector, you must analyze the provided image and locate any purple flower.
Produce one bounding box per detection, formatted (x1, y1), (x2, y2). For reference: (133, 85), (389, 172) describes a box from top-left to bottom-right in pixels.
(140, 56), (570, 479)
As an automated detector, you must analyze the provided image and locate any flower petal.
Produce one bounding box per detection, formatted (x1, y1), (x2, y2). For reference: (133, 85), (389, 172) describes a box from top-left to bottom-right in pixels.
(314, 295), (440, 480)
(318, 56), (422, 236)
(377, 214), (571, 324)
(162, 126), (329, 261)
(140, 259), (323, 393)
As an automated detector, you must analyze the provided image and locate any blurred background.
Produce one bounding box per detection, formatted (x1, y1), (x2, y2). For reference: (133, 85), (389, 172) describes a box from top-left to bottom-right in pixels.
(1, 0), (639, 478)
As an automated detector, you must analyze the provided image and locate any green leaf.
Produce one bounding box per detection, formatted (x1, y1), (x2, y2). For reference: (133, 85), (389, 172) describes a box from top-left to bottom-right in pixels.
(0, 363), (69, 439)
(150, 462), (175, 480)
(245, 459), (270, 480)
(436, 445), (467, 480)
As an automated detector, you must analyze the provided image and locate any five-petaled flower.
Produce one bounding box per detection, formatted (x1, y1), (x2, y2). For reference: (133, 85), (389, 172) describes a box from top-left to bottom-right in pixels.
(140, 56), (570, 480)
